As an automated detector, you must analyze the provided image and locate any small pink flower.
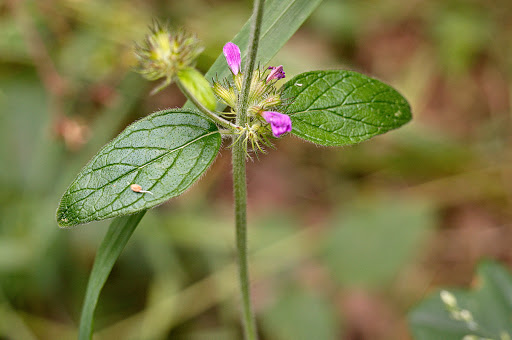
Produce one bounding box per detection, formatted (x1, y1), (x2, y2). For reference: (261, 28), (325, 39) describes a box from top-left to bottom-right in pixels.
(266, 65), (285, 82)
(223, 42), (241, 75)
(261, 111), (292, 137)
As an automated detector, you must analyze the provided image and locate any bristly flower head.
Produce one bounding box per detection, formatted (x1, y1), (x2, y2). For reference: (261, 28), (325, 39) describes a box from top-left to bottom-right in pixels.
(213, 42), (291, 155)
(135, 21), (204, 92)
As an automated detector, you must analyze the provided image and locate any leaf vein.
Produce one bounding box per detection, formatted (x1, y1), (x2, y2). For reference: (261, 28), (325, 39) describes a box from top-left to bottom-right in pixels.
(64, 131), (219, 212)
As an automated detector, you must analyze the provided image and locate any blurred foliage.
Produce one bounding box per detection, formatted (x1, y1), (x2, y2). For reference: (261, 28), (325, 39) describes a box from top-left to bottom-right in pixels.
(0, 0), (511, 339)
(261, 288), (339, 340)
(409, 261), (512, 339)
(322, 198), (434, 289)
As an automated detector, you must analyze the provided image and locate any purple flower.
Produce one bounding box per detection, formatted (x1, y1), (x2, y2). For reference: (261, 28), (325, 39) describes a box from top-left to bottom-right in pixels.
(261, 111), (292, 137)
(266, 65), (285, 82)
(223, 42), (241, 75)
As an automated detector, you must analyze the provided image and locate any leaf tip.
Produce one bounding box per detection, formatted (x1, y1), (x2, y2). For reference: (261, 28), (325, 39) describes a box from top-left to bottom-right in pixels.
(56, 197), (79, 228)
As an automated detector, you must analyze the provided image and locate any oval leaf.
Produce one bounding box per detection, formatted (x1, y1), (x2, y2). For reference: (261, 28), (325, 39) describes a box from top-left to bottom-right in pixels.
(282, 70), (412, 146)
(57, 109), (221, 227)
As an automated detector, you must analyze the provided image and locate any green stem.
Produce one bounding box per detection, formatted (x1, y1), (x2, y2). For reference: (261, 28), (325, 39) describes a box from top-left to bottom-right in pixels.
(177, 79), (238, 131)
(238, 0), (265, 125)
(232, 1), (265, 339)
(233, 131), (256, 340)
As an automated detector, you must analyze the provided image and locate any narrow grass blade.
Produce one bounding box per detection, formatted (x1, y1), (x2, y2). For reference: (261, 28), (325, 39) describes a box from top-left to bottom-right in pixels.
(186, 0), (324, 111)
(78, 210), (146, 340)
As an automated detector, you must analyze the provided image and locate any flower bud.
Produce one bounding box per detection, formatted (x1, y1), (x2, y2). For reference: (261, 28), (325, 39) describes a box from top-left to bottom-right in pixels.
(213, 81), (237, 108)
(223, 42), (241, 75)
(178, 67), (217, 111)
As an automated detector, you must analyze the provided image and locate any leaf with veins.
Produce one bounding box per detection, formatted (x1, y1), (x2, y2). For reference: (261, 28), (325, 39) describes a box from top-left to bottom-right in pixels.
(282, 70), (412, 146)
(57, 109), (221, 227)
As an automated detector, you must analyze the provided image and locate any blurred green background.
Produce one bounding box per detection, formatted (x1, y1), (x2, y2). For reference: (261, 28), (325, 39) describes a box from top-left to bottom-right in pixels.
(1, 0), (511, 339)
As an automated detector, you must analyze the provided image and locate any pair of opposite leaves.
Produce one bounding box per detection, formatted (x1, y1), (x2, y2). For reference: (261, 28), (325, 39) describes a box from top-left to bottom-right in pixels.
(57, 70), (411, 227)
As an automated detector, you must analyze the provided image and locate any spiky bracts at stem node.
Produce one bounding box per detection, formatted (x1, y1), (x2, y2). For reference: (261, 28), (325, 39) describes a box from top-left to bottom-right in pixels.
(213, 43), (291, 156)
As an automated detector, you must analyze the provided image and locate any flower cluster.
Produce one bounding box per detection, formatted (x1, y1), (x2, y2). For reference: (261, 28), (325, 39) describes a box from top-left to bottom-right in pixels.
(135, 21), (203, 92)
(213, 42), (291, 152)
(134, 27), (292, 156)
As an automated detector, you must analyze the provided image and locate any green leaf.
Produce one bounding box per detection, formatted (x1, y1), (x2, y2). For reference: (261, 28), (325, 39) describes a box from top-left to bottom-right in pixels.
(57, 109), (221, 227)
(408, 261), (512, 339)
(281, 70), (412, 146)
(186, 0), (324, 111)
(178, 68), (217, 111)
(79, 211), (146, 340)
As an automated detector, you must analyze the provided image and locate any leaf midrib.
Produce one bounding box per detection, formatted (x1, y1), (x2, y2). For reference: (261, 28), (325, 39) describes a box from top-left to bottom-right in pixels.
(65, 130), (219, 210)
(292, 109), (401, 130)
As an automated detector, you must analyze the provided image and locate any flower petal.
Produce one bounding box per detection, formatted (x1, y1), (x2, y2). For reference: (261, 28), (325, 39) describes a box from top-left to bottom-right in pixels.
(223, 42), (241, 75)
(261, 111), (292, 137)
(266, 65), (285, 82)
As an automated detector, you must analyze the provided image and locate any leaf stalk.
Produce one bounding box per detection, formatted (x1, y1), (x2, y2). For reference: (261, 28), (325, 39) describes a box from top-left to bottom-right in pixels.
(177, 79), (239, 131)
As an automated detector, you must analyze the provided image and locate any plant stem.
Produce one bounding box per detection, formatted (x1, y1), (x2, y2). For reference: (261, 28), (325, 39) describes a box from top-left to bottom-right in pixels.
(232, 126), (256, 340)
(238, 0), (265, 123)
(232, 0), (264, 339)
(177, 79), (238, 131)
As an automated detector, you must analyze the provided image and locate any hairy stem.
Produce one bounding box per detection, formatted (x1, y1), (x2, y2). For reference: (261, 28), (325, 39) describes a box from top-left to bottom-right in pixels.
(232, 127), (256, 340)
(237, 0), (265, 125)
(232, 0), (265, 339)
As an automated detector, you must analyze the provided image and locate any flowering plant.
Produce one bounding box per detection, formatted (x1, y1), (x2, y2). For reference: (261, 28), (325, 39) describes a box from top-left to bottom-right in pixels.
(215, 42), (291, 153)
(56, 1), (411, 339)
